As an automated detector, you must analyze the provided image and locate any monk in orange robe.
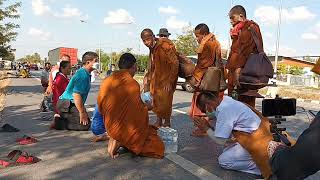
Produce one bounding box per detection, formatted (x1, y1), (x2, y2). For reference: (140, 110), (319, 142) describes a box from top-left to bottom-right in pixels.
(227, 5), (264, 108)
(189, 23), (225, 137)
(140, 29), (179, 127)
(97, 53), (164, 159)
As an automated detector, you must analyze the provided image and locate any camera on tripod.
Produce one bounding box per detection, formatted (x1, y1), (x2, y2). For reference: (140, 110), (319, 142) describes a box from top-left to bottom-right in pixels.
(262, 95), (296, 146)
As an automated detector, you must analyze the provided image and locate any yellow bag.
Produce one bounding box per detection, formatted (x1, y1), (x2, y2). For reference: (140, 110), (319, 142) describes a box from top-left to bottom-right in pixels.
(311, 59), (320, 75)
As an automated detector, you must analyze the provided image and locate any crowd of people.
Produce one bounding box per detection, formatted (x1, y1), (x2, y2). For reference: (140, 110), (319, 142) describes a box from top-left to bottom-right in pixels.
(39, 5), (320, 180)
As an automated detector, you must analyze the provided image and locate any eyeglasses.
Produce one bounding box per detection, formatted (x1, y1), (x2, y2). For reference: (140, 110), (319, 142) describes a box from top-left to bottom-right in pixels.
(159, 35), (168, 38)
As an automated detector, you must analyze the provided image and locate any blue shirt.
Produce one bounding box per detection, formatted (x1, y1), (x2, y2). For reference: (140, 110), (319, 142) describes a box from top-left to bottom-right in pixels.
(59, 68), (91, 103)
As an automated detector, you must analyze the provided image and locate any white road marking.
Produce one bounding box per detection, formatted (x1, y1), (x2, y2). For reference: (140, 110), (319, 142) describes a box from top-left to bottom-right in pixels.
(173, 109), (188, 114)
(166, 153), (222, 180)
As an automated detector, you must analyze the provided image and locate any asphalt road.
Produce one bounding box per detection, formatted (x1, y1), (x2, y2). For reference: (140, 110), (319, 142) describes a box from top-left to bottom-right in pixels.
(2, 70), (315, 180)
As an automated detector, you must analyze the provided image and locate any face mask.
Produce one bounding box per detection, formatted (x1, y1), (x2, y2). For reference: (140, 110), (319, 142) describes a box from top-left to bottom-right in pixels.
(92, 62), (99, 70)
(206, 110), (216, 119)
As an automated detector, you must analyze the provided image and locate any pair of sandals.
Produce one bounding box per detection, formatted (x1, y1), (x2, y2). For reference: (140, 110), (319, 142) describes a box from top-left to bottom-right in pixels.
(0, 150), (41, 167)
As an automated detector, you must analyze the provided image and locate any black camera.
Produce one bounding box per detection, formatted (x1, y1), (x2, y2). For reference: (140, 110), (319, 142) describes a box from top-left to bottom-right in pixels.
(262, 95), (297, 146)
(262, 97), (296, 117)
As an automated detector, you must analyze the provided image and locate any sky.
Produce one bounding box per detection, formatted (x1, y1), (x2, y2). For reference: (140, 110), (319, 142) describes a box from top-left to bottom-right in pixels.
(5, 0), (320, 59)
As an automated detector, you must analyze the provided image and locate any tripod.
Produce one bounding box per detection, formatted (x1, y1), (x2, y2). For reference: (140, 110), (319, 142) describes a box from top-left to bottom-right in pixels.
(269, 115), (291, 146)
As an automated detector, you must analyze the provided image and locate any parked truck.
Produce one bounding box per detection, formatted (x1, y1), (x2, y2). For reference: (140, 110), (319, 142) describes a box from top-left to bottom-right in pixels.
(48, 47), (78, 66)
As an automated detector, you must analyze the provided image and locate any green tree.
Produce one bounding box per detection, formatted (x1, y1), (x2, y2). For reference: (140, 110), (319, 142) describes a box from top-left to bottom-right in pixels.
(0, 0), (21, 60)
(173, 28), (198, 56)
(95, 49), (111, 71)
(136, 54), (149, 72)
(277, 64), (288, 75)
(289, 66), (304, 75)
(23, 53), (41, 63)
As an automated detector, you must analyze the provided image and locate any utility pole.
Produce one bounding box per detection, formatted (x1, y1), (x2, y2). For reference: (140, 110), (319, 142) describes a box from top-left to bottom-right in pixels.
(274, 0), (283, 79)
(226, 0), (233, 59)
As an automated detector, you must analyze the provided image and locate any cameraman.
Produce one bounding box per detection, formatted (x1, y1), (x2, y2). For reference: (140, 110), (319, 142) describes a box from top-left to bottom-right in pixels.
(268, 112), (320, 180)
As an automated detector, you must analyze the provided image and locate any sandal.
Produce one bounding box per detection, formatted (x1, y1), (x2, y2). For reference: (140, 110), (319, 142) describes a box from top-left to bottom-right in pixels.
(0, 150), (41, 167)
(16, 135), (37, 145)
(0, 124), (20, 132)
(191, 128), (207, 137)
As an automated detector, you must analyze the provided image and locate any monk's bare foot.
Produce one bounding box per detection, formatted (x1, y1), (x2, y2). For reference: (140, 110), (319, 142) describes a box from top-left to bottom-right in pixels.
(107, 138), (120, 159)
(191, 128), (207, 137)
(163, 119), (171, 127)
(153, 118), (162, 128)
(92, 134), (110, 142)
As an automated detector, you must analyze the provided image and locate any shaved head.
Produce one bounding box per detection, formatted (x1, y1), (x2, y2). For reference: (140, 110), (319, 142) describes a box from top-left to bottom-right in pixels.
(229, 5), (246, 18)
(141, 28), (156, 49)
(141, 28), (154, 38)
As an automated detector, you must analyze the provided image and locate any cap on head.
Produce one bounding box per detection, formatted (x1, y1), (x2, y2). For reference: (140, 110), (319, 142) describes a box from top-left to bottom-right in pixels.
(157, 28), (171, 37)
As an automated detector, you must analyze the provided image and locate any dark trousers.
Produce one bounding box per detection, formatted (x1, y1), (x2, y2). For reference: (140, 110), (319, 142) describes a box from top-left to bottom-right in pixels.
(57, 99), (90, 131)
(270, 112), (320, 180)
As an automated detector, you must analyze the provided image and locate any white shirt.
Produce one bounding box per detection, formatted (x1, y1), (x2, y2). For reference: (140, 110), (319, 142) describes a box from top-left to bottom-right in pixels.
(214, 96), (261, 139)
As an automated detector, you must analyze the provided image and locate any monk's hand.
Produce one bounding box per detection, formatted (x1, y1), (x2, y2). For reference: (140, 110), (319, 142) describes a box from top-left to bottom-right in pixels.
(79, 111), (89, 125)
(145, 100), (153, 111)
(194, 116), (209, 132)
(234, 68), (241, 87)
(188, 76), (197, 88)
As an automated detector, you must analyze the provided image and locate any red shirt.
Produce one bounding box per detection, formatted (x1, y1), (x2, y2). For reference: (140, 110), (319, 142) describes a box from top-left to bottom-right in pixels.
(52, 73), (69, 112)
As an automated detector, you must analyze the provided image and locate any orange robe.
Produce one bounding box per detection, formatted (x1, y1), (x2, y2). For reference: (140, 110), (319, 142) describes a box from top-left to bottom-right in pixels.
(190, 33), (223, 118)
(233, 105), (295, 179)
(147, 38), (179, 119)
(227, 20), (264, 107)
(97, 70), (164, 158)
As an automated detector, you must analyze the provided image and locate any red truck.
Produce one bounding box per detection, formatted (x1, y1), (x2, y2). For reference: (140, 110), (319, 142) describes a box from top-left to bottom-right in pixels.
(48, 47), (78, 66)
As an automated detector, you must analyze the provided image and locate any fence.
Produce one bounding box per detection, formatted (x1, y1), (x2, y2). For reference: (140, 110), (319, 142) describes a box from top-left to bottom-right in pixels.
(277, 74), (320, 88)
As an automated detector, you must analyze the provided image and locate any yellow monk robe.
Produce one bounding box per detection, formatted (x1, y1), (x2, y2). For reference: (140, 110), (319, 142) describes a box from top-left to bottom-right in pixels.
(233, 105), (295, 179)
(148, 38), (179, 119)
(97, 70), (164, 158)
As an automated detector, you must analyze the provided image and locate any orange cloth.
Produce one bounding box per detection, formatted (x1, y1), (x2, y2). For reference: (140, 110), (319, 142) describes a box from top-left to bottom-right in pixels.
(227, 20), (264, 108)
(311, 58), (320, 75)
(148, 38), (179, 119)
(97, 70), (164, 158)
(189, 33), (223, 118)
(233, 105), (295, 179)
(193, 33), (222, 83)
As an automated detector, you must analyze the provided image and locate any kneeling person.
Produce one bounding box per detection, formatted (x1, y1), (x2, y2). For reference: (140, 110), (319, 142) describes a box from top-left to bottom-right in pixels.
(194, 91), (294, 179)
(57, 51), (99, 131)
(97, 53), (164, 159)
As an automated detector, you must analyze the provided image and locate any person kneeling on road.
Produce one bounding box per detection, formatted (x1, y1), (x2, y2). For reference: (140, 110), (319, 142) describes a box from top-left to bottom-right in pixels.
(56, 51), (99, 131)
(194, 91), (294, 179)
(97, 53), (164, 159)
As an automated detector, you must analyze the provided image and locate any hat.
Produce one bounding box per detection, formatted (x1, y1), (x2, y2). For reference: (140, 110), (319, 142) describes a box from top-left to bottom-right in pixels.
(157, 28), (171, 36)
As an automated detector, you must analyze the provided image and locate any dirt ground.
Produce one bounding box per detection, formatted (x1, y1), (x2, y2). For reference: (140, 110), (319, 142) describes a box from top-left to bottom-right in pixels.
(0, 71), (10, 111)
(259, 85), (320, 100)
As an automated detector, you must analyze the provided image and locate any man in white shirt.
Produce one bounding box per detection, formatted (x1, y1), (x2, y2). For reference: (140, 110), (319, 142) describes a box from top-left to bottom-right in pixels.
(194, 91), (262, 175)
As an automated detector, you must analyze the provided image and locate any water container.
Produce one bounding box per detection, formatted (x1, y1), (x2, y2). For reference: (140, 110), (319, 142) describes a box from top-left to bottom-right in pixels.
(157, 127), (178, 153)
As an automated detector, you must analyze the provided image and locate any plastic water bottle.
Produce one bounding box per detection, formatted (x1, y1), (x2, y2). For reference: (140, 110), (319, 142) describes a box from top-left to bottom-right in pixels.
(158, 127), (178, 153)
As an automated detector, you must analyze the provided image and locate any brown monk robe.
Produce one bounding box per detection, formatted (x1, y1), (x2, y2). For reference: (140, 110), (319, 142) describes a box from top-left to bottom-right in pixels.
(97, 53), (164, 159)
(189, 23), (224, 137)
(141, 29), (179, 127)
(233, 105), (295, 179)
(227, 5), (264, 108)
